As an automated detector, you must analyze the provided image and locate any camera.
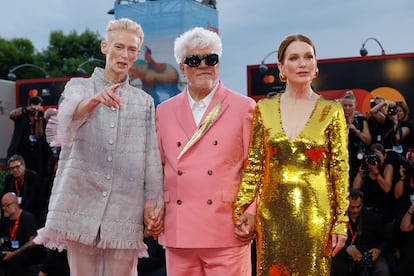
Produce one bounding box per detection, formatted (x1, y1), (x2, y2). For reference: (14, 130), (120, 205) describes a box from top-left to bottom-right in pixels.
(0, 236), (11, 260)
(359, 251), (374, 273)
(366, 154), (380, 165)
(388, 106), (398, 116)
(348, 251), (374, 274)
(29, 110), (43, 118)
(370, 99), (376, 108)
(387, 150), (414, 174)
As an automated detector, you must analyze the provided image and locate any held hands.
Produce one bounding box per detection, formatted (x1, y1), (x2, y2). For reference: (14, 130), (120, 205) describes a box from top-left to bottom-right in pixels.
(144, 207), (164, 239)
(331, 233), (346, 257)
(234, 213), (255, 243)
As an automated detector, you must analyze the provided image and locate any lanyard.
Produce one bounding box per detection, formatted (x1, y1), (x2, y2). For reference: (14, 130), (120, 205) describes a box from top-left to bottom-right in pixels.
(347, 222), (359, 245)
(9, 211), (22, 241)
(30, 121), (34, 135)
(14, 179), (23, 196)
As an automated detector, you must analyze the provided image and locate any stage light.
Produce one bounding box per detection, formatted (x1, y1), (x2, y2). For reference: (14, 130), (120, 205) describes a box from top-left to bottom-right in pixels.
(259, 50), (278, 73)
(360, 37), (386, 57)
(8, 64), (49, 81)
(76, 58), (105, 75)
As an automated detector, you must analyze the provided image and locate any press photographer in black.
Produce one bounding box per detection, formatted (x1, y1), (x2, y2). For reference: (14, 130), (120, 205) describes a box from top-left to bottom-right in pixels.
(341, 91), (372, 185)
(367, 99), (410, 155)
(398, 201), (414, 275)
(331, 189), (391, 276)
(7, 96), (52, 177)
(391, 148), (414, 274)
(353, 143), (395, 224)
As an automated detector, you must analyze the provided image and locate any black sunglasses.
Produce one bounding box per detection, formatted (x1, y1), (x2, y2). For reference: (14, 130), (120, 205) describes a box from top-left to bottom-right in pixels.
(183, 53), (219, 67)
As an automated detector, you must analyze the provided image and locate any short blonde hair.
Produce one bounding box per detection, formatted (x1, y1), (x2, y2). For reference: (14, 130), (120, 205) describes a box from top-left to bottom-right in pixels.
(105, 18), (144, 47)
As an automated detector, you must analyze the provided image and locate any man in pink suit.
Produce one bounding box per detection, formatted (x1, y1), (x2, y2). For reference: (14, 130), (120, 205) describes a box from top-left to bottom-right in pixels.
(155, 27), (256, 275)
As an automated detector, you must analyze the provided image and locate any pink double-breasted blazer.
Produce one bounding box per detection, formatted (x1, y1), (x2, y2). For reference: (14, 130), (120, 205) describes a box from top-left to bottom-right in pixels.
(156, 82), (256, 248)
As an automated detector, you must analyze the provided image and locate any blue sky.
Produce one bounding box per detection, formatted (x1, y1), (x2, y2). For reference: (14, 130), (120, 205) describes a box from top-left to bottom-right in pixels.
(1, 0), (413, 94)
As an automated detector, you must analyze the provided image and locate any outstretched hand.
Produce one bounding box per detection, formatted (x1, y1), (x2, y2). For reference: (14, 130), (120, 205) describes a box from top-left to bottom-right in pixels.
(95, 83), (122, 109)
(74, 83), (123, 120)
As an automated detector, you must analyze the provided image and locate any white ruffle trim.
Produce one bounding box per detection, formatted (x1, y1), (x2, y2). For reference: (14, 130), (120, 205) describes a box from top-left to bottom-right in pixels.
(34, 227), (149, 258)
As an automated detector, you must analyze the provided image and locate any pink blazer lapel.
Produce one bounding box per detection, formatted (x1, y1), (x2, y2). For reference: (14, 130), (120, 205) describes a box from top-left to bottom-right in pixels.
(173, 83), (229, 148)
(173, 92), (197, 140)
(199, 83), (229, 127)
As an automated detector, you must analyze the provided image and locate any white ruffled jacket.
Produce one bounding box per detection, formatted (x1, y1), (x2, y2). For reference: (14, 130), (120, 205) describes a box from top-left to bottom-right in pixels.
(36, 68), (163, 257)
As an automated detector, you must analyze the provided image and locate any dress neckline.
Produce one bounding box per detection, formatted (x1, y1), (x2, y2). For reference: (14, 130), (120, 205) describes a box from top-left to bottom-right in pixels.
(277, 94), (320, 142)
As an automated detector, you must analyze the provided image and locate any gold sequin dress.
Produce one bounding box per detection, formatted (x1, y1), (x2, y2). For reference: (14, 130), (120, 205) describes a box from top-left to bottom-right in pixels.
(234, 95), (349, 276)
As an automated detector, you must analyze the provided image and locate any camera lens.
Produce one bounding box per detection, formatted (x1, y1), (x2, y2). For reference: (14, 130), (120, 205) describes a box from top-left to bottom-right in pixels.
(388, 106), (397, 116)
(367, 154), (379, 165)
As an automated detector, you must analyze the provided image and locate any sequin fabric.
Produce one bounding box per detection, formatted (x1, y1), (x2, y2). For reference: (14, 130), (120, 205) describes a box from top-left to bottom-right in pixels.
(233, 95), (349, 276)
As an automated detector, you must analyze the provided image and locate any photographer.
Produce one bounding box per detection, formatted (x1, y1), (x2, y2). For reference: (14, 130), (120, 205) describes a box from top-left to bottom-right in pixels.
(331, 189), (391, 276)
(394, 149), (414, 211)
(341, 91), (372, 185)
(397, 201), (414, 275)
(6, 96), (52, 177)
(353, 143), (395, 224)
(366, 96), (388, 145)
(391, 150), (414, 275)
(367, 98), (410, 155)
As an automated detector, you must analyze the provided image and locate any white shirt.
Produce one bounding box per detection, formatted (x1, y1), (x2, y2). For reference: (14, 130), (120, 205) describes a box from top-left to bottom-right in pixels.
(187, 83), (219, 126)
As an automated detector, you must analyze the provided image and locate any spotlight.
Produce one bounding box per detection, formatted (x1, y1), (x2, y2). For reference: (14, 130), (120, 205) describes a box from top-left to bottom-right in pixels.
(76, 58), (105, 75)
(7, 64), (49, 80)
(259, 63), (268, 73)
(259, 50), (278, 73)
(360, 37), (385, 57)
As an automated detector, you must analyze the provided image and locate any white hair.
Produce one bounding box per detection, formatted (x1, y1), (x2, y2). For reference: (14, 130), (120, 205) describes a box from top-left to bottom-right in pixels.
(174, 27), (222, 64)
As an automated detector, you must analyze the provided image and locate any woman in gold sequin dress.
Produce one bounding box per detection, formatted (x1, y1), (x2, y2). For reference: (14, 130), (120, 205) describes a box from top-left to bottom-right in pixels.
(233, 34), (350, 275)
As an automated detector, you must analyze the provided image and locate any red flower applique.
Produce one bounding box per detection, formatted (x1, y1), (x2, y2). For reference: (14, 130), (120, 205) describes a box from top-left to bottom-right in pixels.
(269, 264), (290, 276)
(268, 146), (278, 157)
(305, 148), (324, 163)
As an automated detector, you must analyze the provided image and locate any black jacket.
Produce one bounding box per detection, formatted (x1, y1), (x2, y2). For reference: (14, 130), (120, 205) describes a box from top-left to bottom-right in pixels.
(2, 169), (46, 227)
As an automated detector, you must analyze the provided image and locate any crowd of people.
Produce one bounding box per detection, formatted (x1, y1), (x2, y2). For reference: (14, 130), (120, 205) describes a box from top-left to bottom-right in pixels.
(1, 18), (414, 276)
(334, 90), (414, 275)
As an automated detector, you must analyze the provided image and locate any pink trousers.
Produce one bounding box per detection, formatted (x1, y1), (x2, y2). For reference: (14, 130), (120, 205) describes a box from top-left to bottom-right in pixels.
(165, 244), (251, 276)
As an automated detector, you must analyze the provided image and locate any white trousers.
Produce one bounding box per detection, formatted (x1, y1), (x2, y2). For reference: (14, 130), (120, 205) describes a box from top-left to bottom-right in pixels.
(66, 241), (139, 276)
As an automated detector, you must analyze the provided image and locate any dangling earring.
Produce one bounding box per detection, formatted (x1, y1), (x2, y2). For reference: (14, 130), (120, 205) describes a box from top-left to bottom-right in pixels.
(279, 72), (287, 82)
(314, 68), (319, 79)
